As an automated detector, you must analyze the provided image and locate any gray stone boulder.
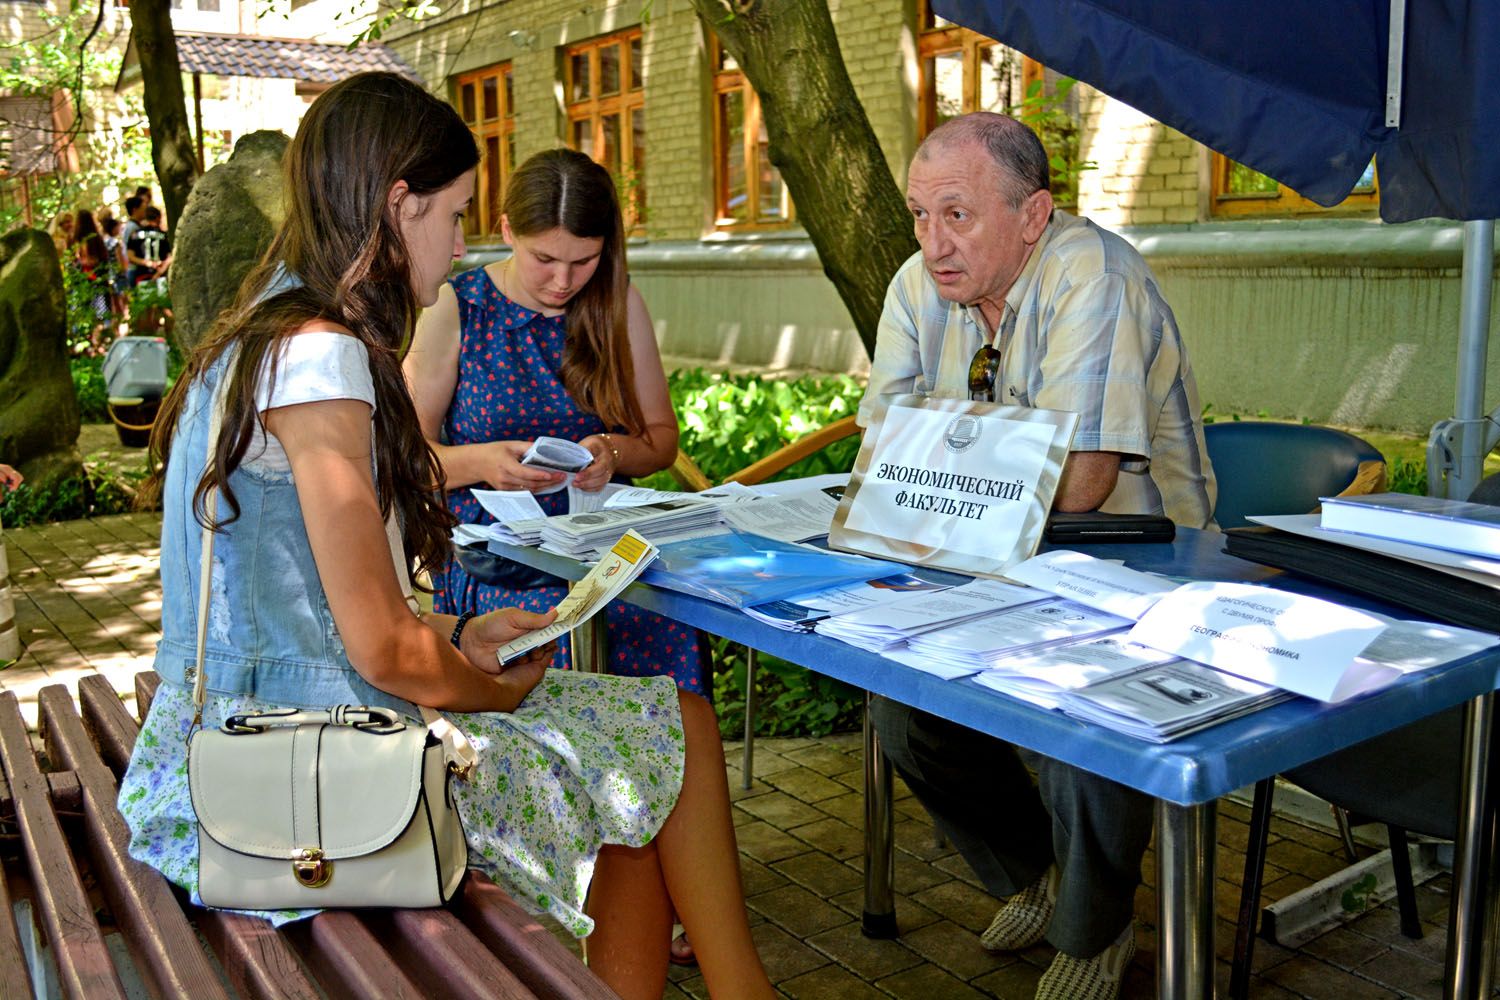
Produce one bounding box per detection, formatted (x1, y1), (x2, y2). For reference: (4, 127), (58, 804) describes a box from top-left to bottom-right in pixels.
(172, 129), (290, 352)
(0, 228), (83, 491)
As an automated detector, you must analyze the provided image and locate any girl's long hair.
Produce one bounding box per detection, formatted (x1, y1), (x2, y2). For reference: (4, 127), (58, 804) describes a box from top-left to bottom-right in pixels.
(73, 209), (105, 266)
(502, 148), (644, 434)
(140, 72), (478, 582)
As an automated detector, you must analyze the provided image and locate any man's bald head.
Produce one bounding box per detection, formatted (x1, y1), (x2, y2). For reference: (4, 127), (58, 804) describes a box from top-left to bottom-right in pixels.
(916, 113), (1050, 210)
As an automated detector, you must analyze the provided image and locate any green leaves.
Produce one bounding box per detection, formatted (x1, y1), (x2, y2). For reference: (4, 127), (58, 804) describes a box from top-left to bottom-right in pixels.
(638, 367), (863, 490)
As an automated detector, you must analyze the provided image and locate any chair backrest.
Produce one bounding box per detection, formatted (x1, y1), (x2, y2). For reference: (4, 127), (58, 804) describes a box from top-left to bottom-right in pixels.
(1203, 421), (1384, 530)
(670, 415), (861, 492)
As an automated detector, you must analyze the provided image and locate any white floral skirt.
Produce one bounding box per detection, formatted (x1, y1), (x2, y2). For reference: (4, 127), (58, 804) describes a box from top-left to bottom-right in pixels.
(117, 669), (685, 935)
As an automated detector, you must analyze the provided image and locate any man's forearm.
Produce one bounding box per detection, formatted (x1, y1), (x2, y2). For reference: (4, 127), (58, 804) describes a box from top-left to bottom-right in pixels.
(1053, 451), (1123, 512)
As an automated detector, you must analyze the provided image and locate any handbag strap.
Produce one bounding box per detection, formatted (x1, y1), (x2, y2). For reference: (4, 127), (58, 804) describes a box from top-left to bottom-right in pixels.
(189, 358), (478, 778)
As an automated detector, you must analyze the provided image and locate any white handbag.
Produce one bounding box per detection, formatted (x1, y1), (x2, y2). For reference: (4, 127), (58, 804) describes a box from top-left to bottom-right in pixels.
(185, 364), (476, 909)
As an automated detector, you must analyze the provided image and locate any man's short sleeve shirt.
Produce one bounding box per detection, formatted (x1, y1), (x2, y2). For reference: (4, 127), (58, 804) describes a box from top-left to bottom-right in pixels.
(860, 210), (1216, 528)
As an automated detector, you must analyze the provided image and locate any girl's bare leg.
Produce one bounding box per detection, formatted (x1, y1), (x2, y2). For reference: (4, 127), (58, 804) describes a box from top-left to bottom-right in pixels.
(585, 690), (772, 999)
(585, 842), (673, 1000)
(655, 690), (774, 998)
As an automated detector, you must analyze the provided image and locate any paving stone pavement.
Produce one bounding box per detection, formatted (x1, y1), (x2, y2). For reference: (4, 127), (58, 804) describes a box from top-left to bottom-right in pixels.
(1, 513), (1489, 999)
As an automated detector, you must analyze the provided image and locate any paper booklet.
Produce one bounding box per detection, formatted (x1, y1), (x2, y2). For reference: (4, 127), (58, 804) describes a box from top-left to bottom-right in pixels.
(970, 634), (1180, 709)
(538, 497), (722, 558)
(1319, 491), (1500, 559)
(903, 599), (1134, 668)
(495, 530), (658, 663)
(722, 487), (843, 544)
(1059, 659), (1290, 743)
(1003, 550), (1179, 620)
(814, 577), (1043, 651)
(744, 565), (970, 632)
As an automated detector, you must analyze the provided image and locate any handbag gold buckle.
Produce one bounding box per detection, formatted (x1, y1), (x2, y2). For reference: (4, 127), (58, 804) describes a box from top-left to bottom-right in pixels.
(293, 848), (333, 888)
(448, 759), (475, 782)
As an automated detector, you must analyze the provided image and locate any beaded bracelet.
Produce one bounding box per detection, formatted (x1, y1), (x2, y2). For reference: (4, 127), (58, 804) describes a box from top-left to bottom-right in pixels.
(450, 611), (475, 648)
(600, 433), (621, 464)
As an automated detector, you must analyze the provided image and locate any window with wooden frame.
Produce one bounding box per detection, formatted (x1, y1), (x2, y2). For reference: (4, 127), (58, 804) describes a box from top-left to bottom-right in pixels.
(917, 1), (1084, 207)
(709, 34), (792, 229)
(1211, 155), (1379, 217)
(454, 62), (516, 238)
(564, 29), (645, 228)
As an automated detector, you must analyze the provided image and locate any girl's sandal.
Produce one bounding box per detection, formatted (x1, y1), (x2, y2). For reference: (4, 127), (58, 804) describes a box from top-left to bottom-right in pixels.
(669, 924), (697, 967)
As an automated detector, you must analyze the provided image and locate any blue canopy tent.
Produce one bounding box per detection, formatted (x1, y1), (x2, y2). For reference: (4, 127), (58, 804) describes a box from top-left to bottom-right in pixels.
(933, 0), (1500, 501)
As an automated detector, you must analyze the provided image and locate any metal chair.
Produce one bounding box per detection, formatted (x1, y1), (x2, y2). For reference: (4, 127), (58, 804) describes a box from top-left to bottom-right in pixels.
(670, 415), (861, 787)
(1223, 438), (1499, 1000)
(1203, 421), (1385, 529)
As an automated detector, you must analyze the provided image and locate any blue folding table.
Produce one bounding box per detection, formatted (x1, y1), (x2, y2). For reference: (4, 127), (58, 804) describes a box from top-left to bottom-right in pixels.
(487, 528), (1500, 999)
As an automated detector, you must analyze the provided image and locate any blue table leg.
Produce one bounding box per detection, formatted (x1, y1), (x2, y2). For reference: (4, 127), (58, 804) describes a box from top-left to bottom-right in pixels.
(1157, 799), (1216, 999)
(862, 692), (898, 938)
(1444, 692), (1498, 1000)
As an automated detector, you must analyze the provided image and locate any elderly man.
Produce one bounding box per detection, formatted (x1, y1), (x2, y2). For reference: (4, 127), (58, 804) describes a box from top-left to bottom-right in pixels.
(859, 112), (1215, 1000)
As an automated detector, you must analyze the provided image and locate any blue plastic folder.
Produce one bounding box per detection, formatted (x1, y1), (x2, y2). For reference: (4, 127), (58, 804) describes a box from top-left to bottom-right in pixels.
(642, 530), (908, 608)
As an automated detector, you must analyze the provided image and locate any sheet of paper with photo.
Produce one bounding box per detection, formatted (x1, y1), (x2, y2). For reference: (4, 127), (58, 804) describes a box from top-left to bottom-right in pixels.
(829, 395), (1077, 579)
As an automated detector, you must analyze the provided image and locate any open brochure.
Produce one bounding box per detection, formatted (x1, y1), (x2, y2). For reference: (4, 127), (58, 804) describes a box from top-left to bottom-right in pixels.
(495, 530), (658, 663)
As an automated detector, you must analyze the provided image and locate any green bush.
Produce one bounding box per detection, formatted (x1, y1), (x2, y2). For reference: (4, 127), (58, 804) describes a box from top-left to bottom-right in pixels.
(71, 355), (109, 422)
(708, 636), (864, 739)
(1386, 456), (1428, 496)
(637, 368), (864, 491)
(0, 463), (147, 528)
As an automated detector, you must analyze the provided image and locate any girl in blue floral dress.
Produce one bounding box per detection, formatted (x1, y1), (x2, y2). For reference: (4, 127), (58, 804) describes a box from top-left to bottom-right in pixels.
(405, 149), (706, 695)
(117, 73), (771, 1000)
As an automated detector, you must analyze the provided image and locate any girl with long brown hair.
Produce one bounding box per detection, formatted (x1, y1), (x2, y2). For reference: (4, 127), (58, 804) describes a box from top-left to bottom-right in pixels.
(120, 74), (769, 1000)
(405, 149), (706, 699)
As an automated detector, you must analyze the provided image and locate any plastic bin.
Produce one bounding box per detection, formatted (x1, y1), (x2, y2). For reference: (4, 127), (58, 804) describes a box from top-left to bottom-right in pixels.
(102, 336), (169, 401)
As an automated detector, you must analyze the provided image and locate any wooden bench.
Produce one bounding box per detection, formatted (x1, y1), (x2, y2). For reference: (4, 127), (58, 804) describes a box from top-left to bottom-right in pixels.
(0, 671), (619, 999)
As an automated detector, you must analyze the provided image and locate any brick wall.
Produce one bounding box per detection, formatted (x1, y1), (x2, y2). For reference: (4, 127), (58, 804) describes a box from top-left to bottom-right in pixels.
(1075, 86), (1203, 227)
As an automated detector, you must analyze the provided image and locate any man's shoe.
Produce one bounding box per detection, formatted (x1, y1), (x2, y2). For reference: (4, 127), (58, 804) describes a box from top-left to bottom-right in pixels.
(979, 865), (1058, 953)
(1035, 922), (1136, 1000)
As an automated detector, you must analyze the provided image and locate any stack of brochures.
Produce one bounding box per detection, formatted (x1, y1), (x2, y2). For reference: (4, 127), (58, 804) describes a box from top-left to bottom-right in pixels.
(904, 599), (1133, 667)
(744, 566), (968, 632)
(971, 635), (1180, 709)
(1058, 659), (1291, 742)
(538, 497), (723, 558)
(814, 578), (1042, 651)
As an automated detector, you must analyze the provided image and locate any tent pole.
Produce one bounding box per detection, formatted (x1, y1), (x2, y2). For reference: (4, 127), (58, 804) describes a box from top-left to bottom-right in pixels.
(1429, 221), (1495, 499)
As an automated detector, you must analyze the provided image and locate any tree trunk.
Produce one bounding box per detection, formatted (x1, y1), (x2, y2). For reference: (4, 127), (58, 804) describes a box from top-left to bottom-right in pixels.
(130, 0), (198, 228)
(691, 0), (917, 359)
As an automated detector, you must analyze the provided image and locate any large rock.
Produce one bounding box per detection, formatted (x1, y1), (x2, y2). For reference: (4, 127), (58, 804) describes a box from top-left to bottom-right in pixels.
(0, 228), (82, 492)
(172, 130), (290, 352)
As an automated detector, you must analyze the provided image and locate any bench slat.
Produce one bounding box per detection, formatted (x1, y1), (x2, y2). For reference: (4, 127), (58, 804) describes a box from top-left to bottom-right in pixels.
(79, 674), (325, 1000)
(458, 873), (621, 1000)
(289, 910), (425, 999)
(0, 774), (39, 999)
(364, 908), (538, 1000)
(39, 684), (232, 1000)
(133, 672), (159, 721)
(0, 691), (128, 1000)
(77, 674), (139, 779)
(199, 911), (323, 1000)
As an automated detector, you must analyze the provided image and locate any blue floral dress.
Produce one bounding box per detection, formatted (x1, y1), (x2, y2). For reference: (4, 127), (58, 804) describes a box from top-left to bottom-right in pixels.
(435, 266), (707, 694)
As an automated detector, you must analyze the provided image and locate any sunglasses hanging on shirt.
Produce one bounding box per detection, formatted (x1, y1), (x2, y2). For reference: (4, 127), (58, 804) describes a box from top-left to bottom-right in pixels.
(968, 344), (1002, 402)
